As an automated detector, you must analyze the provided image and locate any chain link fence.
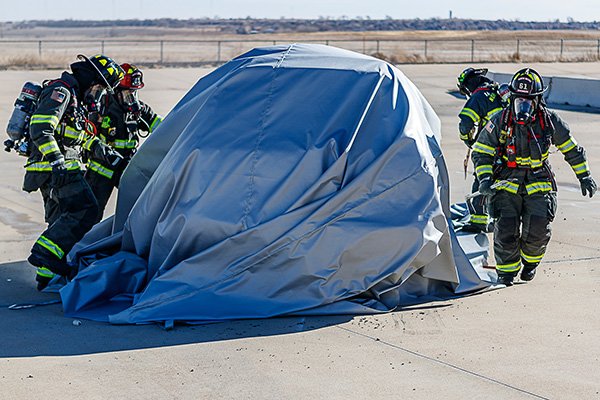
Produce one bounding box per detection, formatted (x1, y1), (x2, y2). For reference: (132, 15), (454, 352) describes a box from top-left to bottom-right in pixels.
(2, 38), (600, 68)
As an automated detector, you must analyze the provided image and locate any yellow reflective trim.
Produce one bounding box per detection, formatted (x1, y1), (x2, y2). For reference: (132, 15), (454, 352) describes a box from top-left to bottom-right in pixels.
(83, 137), (98, 151)
(469, 214), (488, 224)
(572, 162), (589, 174)
(501, 153), (548, 169)
(63, 125), (86, 141)
(557, 139), (577, 153)
(38, 141), (60, 156)
(476, 165), (493, 177)
(494, 180), (519, 194)
(497, 260), (521, 273)
(36, 235), (64, 259)
(37, 267), (55, 278)
(87, 159), (114, 179)
(486, 107), (503, 117)
(26, 160), (81, 172)
(525, 182), (553, 194)
(113, 139), (136, 149)
(521, 250), (544, 264)
(459, 108), (479, 123)
(30, 114), (60, 128)
(150, 116), (163, 131)
(473, 142), (496, 156)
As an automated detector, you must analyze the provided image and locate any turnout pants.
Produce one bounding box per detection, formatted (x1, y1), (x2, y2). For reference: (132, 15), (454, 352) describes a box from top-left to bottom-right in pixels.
(31, 172), (98, 263)
(84, 167), (122, 224)
(467, 173), (489, 229)
(487, 189), (556, 276)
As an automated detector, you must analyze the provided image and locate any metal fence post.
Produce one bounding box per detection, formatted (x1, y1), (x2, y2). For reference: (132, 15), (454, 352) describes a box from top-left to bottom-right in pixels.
(4, 37), (600, 66)
(560, 39), (564, 58)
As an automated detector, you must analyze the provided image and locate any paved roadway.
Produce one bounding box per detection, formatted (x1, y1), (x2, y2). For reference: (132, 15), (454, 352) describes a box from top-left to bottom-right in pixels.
(0, 62), (599, 399)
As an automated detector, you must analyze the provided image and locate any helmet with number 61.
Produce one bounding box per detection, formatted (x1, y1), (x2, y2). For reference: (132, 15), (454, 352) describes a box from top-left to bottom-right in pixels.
(508, 68), (547, 125)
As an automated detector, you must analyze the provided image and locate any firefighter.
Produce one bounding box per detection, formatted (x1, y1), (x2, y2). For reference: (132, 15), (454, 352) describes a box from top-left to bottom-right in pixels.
(85, 63), (163, 223)
(25, 54), (125, 290)
(472, 68), (597, 286)
(457, 67), (509, 233)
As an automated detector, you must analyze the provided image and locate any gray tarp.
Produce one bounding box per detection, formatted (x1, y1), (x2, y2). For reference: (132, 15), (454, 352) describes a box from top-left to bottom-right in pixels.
(61, 43), (491, 324)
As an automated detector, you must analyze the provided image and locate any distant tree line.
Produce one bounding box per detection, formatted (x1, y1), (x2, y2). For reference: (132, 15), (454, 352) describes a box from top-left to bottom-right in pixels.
(6, 18), (600, 34)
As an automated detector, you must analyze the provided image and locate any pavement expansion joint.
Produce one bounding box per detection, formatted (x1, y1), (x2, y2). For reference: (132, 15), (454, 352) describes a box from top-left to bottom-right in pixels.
(336, 325), (551, 400)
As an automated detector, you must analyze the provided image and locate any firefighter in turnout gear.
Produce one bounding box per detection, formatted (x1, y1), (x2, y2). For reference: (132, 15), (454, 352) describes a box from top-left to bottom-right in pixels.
(24, 54), (125, 290)
(85, 63), (163, 223)
(472, 68), (597, 286)
(457, 67), (508, 233)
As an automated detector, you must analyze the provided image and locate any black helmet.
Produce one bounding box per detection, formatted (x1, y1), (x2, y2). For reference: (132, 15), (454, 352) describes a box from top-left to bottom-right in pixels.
(508, 68), (546, 125)
(508, 68), (546, 98)
(457, 67), (488, 97)
(77, 54), (124, 93)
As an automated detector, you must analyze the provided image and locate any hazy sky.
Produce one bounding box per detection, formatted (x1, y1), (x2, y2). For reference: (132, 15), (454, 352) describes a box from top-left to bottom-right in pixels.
(2, 0), (600, 22)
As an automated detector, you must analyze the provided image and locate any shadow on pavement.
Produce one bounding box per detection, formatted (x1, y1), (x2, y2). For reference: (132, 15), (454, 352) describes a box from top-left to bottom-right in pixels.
(0, 260), (352, 358)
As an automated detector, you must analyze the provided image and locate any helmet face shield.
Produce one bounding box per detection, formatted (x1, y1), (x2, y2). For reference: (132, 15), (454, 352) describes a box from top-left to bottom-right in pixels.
(512, 96), (535, 125)
(83, 84), (106, 113)
(119, 89), (141, 113)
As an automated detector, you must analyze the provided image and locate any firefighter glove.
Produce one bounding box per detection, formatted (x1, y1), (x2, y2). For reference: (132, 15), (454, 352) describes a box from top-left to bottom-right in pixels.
(479, 178), (494, 196)
(463, 138), (476, 148)
(579, 176), (597, 198)
(104, 147), (124, 168)
(50, 158), (68, 188)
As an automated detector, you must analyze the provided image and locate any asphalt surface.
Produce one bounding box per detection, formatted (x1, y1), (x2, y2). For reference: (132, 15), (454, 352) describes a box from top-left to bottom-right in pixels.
(1, 62), (599, 399)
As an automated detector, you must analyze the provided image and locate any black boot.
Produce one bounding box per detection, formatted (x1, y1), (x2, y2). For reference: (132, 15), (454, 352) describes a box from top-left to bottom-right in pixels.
(28, 253), (72, 277)
(497, 272), (514, 286)
(520, 264), (537, 281)
(35, 274), (52, 291)
(461, 223), (485, 234)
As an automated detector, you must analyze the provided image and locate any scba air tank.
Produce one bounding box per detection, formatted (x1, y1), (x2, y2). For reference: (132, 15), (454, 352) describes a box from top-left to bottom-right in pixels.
(6, 81), (43, 140)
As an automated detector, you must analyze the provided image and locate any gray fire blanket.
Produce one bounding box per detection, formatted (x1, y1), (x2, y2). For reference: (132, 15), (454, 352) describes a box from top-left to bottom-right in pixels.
(61, 43), (491, 324)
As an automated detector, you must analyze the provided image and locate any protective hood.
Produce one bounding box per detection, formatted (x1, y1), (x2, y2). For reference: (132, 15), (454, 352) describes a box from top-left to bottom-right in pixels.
(70, 61), (96, 98)
(61, 43), (490, 325)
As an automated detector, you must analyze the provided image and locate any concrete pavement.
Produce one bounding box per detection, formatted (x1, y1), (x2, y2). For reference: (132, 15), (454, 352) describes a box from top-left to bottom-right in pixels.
(0, 62), (599, 399)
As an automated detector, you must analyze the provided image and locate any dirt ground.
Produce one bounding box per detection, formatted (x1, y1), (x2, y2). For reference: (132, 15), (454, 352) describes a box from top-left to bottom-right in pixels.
(2, 27), (600, 69)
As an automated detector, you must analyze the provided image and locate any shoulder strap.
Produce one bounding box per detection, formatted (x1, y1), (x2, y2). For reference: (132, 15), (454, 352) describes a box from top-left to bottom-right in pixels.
(472, 87), (489, 95)
(538, 105), (555, 144)
(498, 108), (512, 145)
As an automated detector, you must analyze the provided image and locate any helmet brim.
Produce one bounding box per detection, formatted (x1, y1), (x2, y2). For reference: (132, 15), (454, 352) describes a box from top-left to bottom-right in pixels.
(509, 86), (547, 98)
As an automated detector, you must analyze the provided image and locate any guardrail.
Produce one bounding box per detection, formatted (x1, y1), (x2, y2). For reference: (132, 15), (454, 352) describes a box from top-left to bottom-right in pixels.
(489, 71), (600, 108)
(2, 38), (600, 67)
